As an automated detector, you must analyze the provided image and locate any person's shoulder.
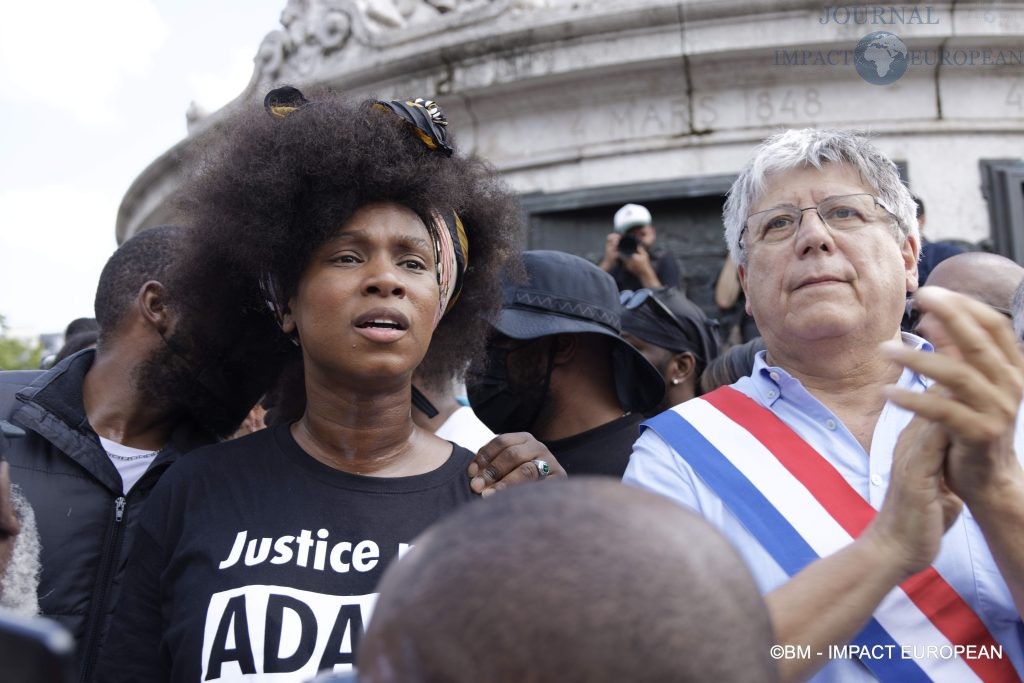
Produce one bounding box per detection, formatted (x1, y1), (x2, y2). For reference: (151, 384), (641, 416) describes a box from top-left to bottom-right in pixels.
(0, 370), (45, 418)
(171, 427), (280, 477)
(0, 370), (44, 395)
(0, 369), (43, 386)
(450, 443), (477, 466)
(921, 239), (965, 258)
(933, 240), (966, 257)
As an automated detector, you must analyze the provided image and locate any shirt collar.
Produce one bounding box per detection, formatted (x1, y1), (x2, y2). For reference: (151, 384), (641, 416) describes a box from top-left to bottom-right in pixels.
(748, 331), (933, 404)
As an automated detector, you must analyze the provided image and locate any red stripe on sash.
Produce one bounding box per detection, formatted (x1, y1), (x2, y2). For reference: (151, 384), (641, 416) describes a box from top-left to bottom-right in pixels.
(704, 386), (1017, 682)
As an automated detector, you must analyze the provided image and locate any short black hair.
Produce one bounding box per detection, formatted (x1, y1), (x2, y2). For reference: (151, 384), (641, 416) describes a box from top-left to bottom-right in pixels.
(63, 317), (99, 339)
(94, 225), (190, 340)
(700, 336), (766, 393)
(53, 330), (99, 364)
(178, 90), (523, 387)
(360, 478), (777, 682)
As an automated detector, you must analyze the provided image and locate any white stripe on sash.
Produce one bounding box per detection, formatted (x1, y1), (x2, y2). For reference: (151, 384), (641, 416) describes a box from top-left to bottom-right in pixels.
(672, 398), (981, 682)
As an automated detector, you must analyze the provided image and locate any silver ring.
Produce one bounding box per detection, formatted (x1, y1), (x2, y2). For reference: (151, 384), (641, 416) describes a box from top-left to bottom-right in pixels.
(532, 458), (551, 480)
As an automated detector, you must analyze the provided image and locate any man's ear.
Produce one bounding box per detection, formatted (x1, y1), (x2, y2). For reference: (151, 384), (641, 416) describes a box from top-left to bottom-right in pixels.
(903, 233), (921, 294)
(671, 352), (697, 383)
(737, 263), (753, 316)
(138, 281), (173, 336)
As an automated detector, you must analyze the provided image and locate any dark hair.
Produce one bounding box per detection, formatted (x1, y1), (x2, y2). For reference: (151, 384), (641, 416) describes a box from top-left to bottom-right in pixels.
(63, 317), (99, 339)
(95, 224), (293, 437)
(53, 330), (99, 364)
(94, 225), (190, 341)
(912, 194), (925, 219)
(621, 287), (720, 383)
(178, 91), (522, 387)
(699, 336), (766, 394)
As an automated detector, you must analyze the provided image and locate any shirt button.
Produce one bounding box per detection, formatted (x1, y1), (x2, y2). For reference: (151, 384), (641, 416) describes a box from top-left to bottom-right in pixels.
(766, 390), (776, 398)
(825, 419), (837, 431)
(870, 473), (883, 486)
(769, 372), (780, 382)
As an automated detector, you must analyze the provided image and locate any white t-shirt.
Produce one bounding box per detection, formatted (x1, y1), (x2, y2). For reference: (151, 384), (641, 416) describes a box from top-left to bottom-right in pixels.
(99, 436), (158, 493)
(435, 405), (495, 453)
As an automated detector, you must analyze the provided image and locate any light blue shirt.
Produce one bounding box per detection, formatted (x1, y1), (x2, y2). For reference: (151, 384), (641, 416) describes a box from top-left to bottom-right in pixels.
(623, 334), (1024, 682)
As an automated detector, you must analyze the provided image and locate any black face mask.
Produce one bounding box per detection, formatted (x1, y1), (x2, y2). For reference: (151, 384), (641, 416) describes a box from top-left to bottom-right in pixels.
(466, 339), (555, 435)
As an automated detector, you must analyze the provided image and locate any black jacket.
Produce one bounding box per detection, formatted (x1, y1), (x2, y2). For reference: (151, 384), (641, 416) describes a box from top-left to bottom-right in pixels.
(0, 350), (213, 682)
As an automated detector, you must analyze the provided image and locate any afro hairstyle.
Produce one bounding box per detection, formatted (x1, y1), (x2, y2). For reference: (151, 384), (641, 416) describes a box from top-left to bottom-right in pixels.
(176, 89), (524, 393)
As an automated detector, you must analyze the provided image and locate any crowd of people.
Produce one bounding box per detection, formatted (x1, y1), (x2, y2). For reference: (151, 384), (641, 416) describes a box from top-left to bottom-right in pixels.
(1, 88), (1023, 683)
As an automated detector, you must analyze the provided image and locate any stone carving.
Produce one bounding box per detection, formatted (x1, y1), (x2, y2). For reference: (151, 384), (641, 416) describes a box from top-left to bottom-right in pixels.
(251, 0), (520, 88)
(255, 0), (354, 84)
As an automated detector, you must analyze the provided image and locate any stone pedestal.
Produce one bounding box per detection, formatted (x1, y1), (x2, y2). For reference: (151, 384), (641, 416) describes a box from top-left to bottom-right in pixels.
(119, 0), (1024, 290)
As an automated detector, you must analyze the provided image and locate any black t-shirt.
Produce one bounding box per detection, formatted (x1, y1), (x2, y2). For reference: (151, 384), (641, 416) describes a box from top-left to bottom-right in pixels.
(608, 243), (681, 291)
(100, 424), (476, 682)
(542, 412), (645, 478)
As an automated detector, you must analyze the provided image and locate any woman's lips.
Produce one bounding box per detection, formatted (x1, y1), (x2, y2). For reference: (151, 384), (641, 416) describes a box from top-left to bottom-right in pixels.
(354, 325), (407, 343)
(353, 308), (410, 343)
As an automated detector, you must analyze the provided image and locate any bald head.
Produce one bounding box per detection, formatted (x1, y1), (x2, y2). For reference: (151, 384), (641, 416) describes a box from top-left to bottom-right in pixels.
(358, 478), (777, 683)
(924, 252), (1024, 313)
(1013, 279), (1024, 341)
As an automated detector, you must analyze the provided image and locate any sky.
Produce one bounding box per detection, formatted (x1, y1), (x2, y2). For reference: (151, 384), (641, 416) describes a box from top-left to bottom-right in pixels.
(0, 0), (287, 336)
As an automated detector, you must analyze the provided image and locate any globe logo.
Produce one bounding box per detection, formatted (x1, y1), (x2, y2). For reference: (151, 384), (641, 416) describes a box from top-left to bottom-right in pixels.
(855, 32), (909, 85)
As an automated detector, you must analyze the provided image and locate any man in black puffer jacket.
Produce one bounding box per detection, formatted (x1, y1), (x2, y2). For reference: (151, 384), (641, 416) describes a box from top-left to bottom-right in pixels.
(0, 225), (288, 681)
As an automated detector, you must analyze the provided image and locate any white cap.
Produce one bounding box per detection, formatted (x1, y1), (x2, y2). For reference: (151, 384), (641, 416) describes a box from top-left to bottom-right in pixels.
(613, 203), (652, 234)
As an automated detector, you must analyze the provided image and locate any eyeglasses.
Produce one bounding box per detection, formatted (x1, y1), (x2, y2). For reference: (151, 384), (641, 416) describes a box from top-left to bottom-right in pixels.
(741, 193), (896, 250)
(620, 289), (709, 361)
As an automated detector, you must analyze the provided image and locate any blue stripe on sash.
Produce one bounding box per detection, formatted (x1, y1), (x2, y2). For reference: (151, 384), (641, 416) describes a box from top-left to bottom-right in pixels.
(643, 411), (931, 682)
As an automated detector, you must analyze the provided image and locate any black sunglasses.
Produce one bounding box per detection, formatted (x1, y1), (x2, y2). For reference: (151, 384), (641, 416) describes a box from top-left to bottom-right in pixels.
(620, 289), (715, 361)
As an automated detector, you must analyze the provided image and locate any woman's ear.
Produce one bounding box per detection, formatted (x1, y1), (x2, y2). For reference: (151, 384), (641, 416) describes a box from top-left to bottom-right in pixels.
(281, 301), (297, 336)
(670, 352), (697, 385)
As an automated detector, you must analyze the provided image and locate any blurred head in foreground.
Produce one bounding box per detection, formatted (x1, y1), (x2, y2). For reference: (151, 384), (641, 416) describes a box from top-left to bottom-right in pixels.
(358, 477), (778, 683)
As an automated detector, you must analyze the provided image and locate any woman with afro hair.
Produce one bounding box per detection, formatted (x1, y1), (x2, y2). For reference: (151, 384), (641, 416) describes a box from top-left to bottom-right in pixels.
(100, 88), (564, 682)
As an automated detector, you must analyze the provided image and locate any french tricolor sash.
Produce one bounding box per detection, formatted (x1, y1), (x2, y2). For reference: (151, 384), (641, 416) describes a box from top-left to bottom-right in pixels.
(643, 385), (1018, 682)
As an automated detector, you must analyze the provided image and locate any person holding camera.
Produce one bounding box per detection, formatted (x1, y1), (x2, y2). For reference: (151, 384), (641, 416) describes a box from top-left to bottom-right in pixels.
(599, 203), (681, 291)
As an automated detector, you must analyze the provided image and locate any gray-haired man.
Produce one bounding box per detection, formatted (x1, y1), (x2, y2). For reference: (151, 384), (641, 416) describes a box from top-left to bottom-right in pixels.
(626, 129), (1024, 682)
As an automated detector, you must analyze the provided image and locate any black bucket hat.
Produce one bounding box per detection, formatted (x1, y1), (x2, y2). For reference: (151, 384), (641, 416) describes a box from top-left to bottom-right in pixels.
(490, 250), (665, 414)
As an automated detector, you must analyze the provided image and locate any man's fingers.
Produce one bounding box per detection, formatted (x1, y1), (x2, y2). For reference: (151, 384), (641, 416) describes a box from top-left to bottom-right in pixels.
(881, 344), (1019, 432)
(470, 432), (532, 477)
(916, 287), (1024, 380)
(479, 461), (535, 498)
(885, 385), (1011, 444)
(892, 413), (949, 476)
(469, 433), (541, 494)
(469, 434), (564, 494)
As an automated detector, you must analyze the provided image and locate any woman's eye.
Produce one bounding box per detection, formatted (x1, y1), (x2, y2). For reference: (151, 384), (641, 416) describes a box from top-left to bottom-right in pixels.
(331, 253), (360, 264)
(402, 259), (428, 271)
